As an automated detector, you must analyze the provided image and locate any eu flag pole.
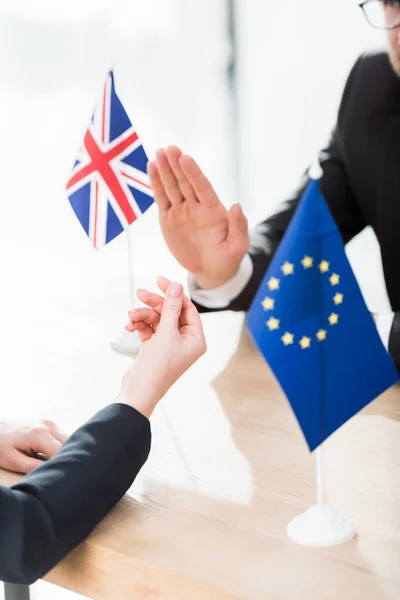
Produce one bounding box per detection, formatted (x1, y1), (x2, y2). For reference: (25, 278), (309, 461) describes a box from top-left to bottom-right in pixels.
(247, 161), (398, 546)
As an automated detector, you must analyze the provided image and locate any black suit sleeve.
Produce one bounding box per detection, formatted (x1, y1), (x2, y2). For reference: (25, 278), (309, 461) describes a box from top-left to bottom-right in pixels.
(0, 403), (151, 585)
(193, 54), (367, 314)
(389, 314), (400, 373)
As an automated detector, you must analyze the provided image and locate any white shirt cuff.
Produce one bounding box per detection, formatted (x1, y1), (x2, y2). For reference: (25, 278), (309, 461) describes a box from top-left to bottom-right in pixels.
(376, 312), (394, 350)
(188, 254), (254, 309)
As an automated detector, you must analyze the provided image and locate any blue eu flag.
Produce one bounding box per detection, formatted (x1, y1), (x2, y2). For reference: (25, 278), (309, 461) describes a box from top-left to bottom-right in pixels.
(247, 179), (398, 451)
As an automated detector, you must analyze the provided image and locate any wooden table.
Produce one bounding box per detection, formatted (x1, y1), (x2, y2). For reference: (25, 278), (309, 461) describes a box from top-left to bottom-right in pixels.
(2, 319), (400, 600)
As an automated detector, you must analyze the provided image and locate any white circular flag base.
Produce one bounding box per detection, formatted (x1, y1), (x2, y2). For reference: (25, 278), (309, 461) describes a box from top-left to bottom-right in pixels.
(287, 504), (356, 547)
(111, 329), (141, 356)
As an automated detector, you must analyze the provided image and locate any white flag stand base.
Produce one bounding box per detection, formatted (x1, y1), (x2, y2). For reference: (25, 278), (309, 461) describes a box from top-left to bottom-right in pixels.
(111, 329), (141, 356)
(287, 446), (356, 547)
(287, 504), (355, 547)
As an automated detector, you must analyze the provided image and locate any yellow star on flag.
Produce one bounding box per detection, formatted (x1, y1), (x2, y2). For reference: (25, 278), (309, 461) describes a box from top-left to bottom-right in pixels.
(266, 317), (280, 331)
(301, 256), (313, 269)
(281, 261), (294, 275)
(328, 313), (339, 325)
(330, 273), (340, 286)
(299, 336), (311, 349)
(262, 297), (275, 311)
(333, 292), (344, 305)
(281, 332), (294, 346)
(316, 329), (327, 341)
(319, 260), (330, 273)
(267, 277), (280, 291)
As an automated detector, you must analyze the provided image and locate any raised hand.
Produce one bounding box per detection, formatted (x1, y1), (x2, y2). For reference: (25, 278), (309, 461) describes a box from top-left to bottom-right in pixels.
(148, 146), (250, 289)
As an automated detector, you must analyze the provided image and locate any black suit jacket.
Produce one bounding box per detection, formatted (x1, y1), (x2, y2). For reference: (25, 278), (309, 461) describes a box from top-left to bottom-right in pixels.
(195, 50), (400, 371)
(0, 403), (151, 585)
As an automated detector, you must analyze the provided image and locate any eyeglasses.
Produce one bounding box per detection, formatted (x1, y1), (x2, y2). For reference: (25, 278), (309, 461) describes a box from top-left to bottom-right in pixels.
(360, 0), (400, 30)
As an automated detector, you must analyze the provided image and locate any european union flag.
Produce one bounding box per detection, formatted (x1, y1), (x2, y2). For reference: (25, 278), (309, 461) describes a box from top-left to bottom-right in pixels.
(247, 179), (398, 451)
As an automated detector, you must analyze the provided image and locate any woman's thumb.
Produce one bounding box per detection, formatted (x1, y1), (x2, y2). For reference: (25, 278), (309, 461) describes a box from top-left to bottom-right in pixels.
(160, 281), (183, 330)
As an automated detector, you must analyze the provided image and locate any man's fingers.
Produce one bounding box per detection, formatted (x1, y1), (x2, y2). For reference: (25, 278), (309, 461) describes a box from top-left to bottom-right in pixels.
(147, 161), (170, 212)
(227, 203), (250, 254)
(179, 155), (220, 207)
(156, 148), (183, 206)
(165, 146), (198, 204)
(228, 203), (248, 236)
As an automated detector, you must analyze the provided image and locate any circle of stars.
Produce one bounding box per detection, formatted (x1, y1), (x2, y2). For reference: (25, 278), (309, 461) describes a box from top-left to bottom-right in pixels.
(262, 256), (343, 349)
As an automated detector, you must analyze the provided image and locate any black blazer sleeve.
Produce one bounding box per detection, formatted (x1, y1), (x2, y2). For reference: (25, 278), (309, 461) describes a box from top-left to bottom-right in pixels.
(389, 314), (400, 373)
(0, 403), (151, 585)
(194, 54), (367, 314)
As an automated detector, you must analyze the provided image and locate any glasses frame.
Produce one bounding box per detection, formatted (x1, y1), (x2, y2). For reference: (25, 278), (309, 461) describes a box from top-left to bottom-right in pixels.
(359, 0), (400, 30)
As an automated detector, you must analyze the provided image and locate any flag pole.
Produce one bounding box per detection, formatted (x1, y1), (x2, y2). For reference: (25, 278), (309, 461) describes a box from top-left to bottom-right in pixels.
(316, 445), (324, 506)
(286, 159), (355, 546)
(126, 225), (135, 308)
(107, 23), (141, 356)
(111, 225), (142, 356)
(286, 442), (355, 547)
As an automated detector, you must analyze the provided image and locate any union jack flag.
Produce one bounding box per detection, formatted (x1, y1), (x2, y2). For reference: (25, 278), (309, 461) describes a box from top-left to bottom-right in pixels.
(66, 71), (154, 249)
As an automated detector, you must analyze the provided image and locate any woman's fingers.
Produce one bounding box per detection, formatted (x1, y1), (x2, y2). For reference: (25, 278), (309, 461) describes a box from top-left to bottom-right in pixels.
(156, 276), (191, 309)
(157, 276), (203, 333)
(158, 281), (184, 331)
(125, 320), (154, 342)
(128, 307), (160, 326)
(128, 276), (203, 340)
(136, 278), (190, 316)
(136, 322), (156, 342)
(125, 308), (161, 342)
(136, 289), (164, 314)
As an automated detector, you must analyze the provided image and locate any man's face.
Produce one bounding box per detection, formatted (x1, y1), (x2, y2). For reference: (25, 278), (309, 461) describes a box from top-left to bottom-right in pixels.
(385, 1), (400, 76)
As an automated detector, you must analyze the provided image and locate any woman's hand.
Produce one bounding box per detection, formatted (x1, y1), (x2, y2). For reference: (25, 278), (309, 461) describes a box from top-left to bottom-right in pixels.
(0, 419), (68, 474)
(119, 277), (207, 418)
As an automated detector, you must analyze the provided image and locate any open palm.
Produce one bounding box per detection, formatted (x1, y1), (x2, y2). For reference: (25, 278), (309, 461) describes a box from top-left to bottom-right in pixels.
(148, 146), (249, 289)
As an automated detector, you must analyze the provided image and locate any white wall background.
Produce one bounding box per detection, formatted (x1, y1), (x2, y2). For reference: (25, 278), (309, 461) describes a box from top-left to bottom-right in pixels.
(0, 0), (233, 425)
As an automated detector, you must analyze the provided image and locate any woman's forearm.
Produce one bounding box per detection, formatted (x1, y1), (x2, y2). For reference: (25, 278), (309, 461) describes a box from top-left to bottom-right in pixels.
(0, 403), (150, 584)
